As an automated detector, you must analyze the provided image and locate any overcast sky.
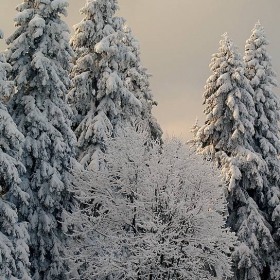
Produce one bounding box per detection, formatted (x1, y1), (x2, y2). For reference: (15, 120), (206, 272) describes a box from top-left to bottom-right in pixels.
(1, 1), (280, 140)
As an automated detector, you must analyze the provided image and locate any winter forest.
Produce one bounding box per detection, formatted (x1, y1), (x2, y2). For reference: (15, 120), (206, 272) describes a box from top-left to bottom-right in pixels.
(0, 0), (280, 280)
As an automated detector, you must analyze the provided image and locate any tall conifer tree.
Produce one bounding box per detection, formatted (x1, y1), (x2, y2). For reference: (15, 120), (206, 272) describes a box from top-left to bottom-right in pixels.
(68, 0), (162, 170)
(244, 22), (280, 279)
(0, 29), (31, 280)
(6, 1), (77, 279)
(192, 34), (276, 280)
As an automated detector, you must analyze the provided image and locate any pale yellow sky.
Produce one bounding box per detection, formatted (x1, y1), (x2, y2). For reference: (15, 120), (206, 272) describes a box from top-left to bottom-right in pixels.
(1, 0), (280, 140)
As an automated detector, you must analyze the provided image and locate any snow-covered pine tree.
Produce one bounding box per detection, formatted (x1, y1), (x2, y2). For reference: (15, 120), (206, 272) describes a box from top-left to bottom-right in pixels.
(6, 2), (77, 279)
(0, 29), (30, 280)
(66, 126), (236, 279)
(68, 0), (162, 170)
(192, 33), (275, 280)
(244, 22), (280, 279)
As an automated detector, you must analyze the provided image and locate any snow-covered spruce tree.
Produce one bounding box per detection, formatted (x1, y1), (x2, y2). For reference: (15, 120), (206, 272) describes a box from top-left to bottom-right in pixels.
(192, 34), (276, 280)
(244, 22), (280, 278)
(0, 29), (31, 280)
(6, 2), (78, 279)
(67, 0), (162, 170)
(65, 126), (236, 280)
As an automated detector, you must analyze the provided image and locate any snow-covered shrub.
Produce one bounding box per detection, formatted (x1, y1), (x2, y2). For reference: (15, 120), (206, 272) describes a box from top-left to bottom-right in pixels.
(66, 127), (235, 279)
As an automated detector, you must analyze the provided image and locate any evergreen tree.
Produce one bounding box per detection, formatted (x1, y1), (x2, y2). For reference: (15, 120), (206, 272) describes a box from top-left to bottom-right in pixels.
(244, 22), (280, 279)
(68, 0), (162, 170)
(0, 29), (30, 280)
(192, 34), (275, 280)
(6, 2), (77, 279)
